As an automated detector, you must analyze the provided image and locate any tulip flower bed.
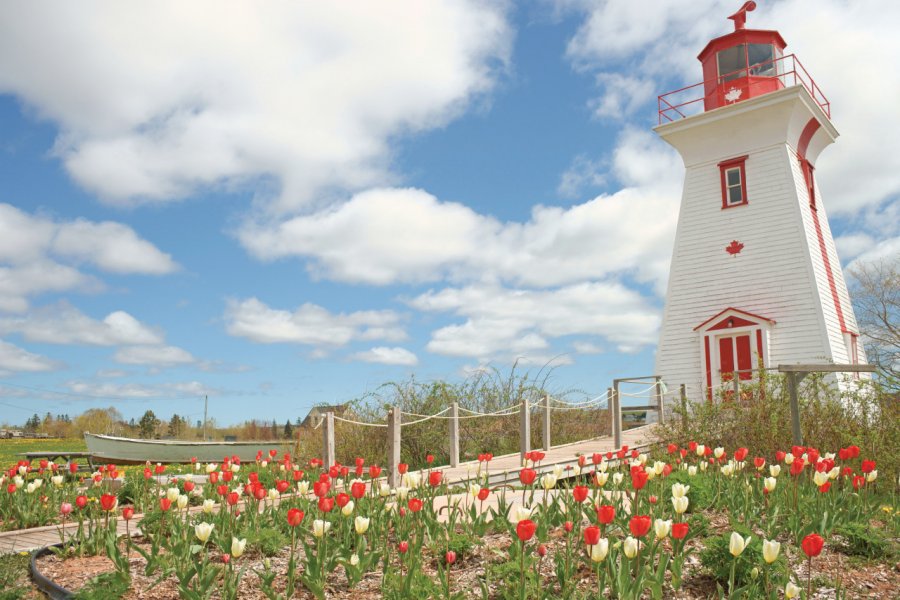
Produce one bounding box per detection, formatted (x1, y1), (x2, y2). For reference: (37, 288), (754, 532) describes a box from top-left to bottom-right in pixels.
(3, 444), (898, 599)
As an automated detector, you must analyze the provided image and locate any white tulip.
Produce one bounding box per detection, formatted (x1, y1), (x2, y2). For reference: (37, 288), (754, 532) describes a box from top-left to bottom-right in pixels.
(623, 536), (639, 558)
(166, 487), (180, 502)
(195, 522), (214, 543)
(205, 463), (218, 474)
(572, 464), (582, 476)
(231, 537), (246, 558)
(553, 464), (563, 478)
(540, 474), (557, 490)
(721, 463), (734, 477)
(785, 582), (801, 599)
(672, 495), (689, 514)
(763, 477), (777, 492)
(695, 444), (705, 456)
(177, 494), (189, 509)
(784, 453), (794, 465)
(687, 466), (697, 477)
(714, 447), (724, 459)
(341, 500), (355, 516)
(379, 483), (391, 497)
(762, 539), (780, 564)
(654, 519), (672, 540)
(202, 499), (215, 513)
(260, 460), (268, 468)
(350, 553), (360, 566)
(828, 467), (840, 480)
(312, 519), (331, 538)
(671, 483), (690, 498)
(26, 482), (37, 494)
(813, 470), (829, 486)
(231, 464), (240, 473)
(508, 503), (533, 524)
(729, 532), (751, 557)
(866, 470), (877, 483)
(769, 464), (781, 477)
(51, 475), (64, 487)
(354, 516), (370, 535)
(296, 481), (310, 494)
(590, 538), (609, 562)
(598, 459), (608, 473)
(267, 488), (279, 501)
(594, 472), (609, 486)
(653, 461), (666, 476)
(699, 461), (708, 471)
(612, 472), (624, 485)
(396, 486), (410, 501)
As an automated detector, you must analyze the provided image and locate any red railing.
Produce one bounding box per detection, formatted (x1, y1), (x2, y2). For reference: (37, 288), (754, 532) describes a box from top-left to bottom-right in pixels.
(657, 54), (830, 124)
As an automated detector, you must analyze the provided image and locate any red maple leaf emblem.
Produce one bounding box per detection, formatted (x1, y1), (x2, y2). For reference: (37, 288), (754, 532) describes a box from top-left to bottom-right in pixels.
(725, 240), (744, 256)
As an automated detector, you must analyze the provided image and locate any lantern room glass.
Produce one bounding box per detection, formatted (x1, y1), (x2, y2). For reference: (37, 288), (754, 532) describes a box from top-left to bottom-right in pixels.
(717, 43), (777, 81)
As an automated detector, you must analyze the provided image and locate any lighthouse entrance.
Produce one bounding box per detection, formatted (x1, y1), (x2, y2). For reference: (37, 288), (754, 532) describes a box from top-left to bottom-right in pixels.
(718, 334), (753, 383)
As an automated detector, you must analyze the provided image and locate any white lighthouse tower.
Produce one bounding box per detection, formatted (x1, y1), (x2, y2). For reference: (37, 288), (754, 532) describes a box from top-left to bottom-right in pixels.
(654, 2), (865, 401)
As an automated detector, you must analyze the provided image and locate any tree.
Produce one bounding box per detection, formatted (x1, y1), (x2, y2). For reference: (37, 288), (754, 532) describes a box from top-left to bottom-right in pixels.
(850, 257), (899, 389)
(168, 414), (184, 438)
(138, 410), (160, 439)
(271, 420), (278, 439)
(283, 419), (293, 439)
(74, 407), (124, 436)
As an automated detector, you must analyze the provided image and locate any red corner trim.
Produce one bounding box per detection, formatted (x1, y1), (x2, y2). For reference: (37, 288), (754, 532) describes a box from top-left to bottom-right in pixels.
(796, 118), (820, 160)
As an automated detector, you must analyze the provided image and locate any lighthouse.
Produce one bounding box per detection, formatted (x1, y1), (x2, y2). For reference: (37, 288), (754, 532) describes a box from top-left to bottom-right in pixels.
(654, 2), (865, 401)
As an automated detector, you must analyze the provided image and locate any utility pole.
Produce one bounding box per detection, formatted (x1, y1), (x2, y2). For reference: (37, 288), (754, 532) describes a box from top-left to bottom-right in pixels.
(203, 395), (208, 441)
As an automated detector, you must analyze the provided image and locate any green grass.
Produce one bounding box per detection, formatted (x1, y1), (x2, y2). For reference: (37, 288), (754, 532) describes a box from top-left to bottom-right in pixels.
(0, 553), (35, 599)
(0, 438), (87, 468)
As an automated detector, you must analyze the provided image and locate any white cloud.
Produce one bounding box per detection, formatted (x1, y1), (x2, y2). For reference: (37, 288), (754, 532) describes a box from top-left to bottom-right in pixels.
(224, 297), (407, 347)
(0, 1), (511, 211)
(65, 379), (218, 399)
(409, 282), (661, 362)
(589, 73), (656, 120)
(113, 345), (196, 367)
(52, 220), (177, 274)
(241, 140), (681, 292)
(0, 302), (163, 346)
(0, 204), (176, 311)
(0, 339), (59, 373)
(350, 346), (419, 366)
(846, 237), (900, 272)
(557, 154), (607, 199)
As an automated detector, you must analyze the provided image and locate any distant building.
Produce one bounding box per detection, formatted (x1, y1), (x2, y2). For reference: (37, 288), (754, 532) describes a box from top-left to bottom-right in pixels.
(300, 404), (348, 429)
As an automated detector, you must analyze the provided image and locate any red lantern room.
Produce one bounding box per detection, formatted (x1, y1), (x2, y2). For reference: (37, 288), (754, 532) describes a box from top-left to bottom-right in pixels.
(698, 1), (786, 111)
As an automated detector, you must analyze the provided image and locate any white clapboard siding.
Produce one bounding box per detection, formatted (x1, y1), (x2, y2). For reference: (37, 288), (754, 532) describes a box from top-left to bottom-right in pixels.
(653, 86), (865, 403)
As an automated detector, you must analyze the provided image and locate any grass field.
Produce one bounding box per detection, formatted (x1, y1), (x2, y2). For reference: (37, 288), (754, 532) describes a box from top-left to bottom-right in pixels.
(0, 438), (87, 468)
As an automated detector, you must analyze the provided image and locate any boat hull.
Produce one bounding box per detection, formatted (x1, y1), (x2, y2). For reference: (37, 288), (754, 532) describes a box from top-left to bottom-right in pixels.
(84, 433), (285, 464)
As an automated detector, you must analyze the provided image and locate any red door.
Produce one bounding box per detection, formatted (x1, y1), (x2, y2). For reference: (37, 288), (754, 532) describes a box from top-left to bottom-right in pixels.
(719, 334), (752, 381)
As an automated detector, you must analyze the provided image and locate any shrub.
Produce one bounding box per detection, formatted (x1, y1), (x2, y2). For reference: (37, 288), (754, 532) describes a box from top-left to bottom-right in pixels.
(834, 522), (893, 560)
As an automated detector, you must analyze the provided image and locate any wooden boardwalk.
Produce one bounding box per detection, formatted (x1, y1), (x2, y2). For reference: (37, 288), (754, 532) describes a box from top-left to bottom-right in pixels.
(0, 425), (653, 555)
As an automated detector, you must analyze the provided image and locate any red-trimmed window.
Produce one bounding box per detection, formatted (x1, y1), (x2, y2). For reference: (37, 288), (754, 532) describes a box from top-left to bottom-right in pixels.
(719, 156), (748, 208)
(800, 158), (816, 210)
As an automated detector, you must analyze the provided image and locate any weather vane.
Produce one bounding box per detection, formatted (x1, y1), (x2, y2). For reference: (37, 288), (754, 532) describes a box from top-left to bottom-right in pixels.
(728, 1), (757, 31)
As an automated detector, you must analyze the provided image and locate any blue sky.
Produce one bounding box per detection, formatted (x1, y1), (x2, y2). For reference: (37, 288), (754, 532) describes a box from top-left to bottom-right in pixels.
(0, 1), (897, 426)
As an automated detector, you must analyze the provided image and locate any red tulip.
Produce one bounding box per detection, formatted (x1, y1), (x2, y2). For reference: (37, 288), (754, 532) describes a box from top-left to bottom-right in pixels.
(429, 471), (443, 487)
(217, 484), (228, 497)
(519, 468), (536, 485)
(564, 521), (573, 533)
(591, 453), (602, 465)
(287, 508), (304, 527)
(408, 498), (423, 513)
(355, 457), (365, 468)
(631, 469), (649, 490)
(269, 449), (278, 458)
(100, 493), (117, 511)
(477, 488), (490, 501)
(516, 519), (536, 542)
(667, 443), (677, 454)
(819, 482), (831, 493)
(596, 504), (615, 524)
(628, 515), (651, 538)
(583, 525), (601, 546)
(313, 480), (330, 497)
(155, 464), (166, 475)
(672, 522), (689, 539)
(848, 445), (860, 458)
(426, 454), (434, 464)
(292, 469), (304, 482)
(838, 447), (850, 461)
(340, 466), (349, 478)
(398, 463), (408, 475)
(276, 480), (290, 494)
(806, 448), (819, 464)
(6, 484), (15, 494)
(183, 481), (195, 493)
(537, 544), (547, 557)
(318, 496), (334, 513)
(336, 492), (350, 508)
(753, 457), (766, 469)
(801, 533), (824, 558)
(351, 481), (366, 499)
(852, 475), (865, 489)
(122, 506), (134, 521)
(69, 462), (78, 474)
(160, 498), (172, 512)
(227, 492), (240, 506)
(368, 465), (382, 479)
(734, 447), (748, 462)
(688, 441), (697, 452)
(572, 485), (588, 503)
(253, 487), (266, 501)
(208, 471), (219, 484)
(649, 495), (658, 505)
(445, 550), (456, 564)
(861, 459), (876, 474)
(790, 459), (805, 476)
(76, 495), (88, 509)
(399, 541), (409, 554)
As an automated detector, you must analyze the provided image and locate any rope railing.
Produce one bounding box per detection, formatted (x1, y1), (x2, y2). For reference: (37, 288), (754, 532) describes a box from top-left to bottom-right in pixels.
(332, 415), (388, 428)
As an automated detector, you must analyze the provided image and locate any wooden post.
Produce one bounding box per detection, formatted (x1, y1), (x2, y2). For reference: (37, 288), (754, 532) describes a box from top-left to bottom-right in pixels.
(612, 383), (622, 449)
(387, 407), (401, 488)
(607, 387), (614, 438)
(449, 402), (460, 468)
(542, 394), (551, 451)
(655, 376), (665, 422)
(679, 384), (688, 430)
(519, 397), (530, 464)
(323, 411), (336, 467)
(786, 372), (804, 446)
(732, 372), (740, 402)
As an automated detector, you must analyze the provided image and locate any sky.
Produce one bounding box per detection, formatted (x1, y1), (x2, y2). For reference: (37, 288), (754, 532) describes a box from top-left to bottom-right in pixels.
(0, 1), (897, 426)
